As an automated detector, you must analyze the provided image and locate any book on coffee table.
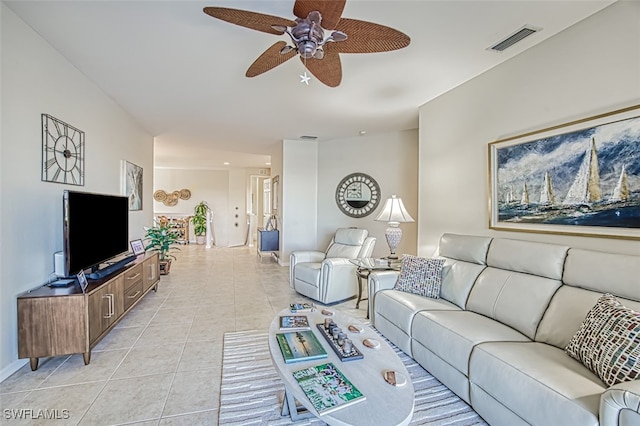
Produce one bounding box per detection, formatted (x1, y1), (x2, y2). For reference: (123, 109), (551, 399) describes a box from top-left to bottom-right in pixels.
(275, 330), (327, 364)
(292, 362), (366, 415)
(279, 315), (311, 331)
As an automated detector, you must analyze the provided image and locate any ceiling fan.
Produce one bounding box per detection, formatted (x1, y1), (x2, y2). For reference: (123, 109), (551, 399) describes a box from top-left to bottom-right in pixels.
(203, 0), (410, 87)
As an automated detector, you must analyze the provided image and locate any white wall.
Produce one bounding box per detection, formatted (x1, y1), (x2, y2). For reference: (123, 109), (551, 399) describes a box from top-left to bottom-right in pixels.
(152, 167), (269, 247)
(153, 168), (229, 245)
(0, 5), (154, 378)
(418, 1), (640, 256)
(228, 169), (248, 246)
(318, 130), (419, 259)
(281, 139), (319, 263)
(277, 130), (419, 264)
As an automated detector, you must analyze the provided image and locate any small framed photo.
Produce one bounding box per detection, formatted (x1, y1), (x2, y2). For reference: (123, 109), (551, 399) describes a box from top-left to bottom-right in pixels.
(130, 239), (145, 255)
(77, 270), (88, 294)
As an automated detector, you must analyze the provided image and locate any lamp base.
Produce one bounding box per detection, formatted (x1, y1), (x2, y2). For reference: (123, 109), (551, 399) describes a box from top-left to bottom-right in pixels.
(385, 226), (403, 259)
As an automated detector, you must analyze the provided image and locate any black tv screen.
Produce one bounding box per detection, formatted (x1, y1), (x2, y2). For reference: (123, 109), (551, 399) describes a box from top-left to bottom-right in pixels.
(63, 190), (129, 277)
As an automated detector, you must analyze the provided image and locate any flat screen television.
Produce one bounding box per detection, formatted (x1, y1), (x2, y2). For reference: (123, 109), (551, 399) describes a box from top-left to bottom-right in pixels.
(63, 190), (130, 278)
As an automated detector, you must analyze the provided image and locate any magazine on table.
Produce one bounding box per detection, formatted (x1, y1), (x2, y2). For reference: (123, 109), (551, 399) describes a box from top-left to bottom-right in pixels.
(289, 302), (316, 313)
(292, 362), (366, 415)
(275, 330), (327, 364)
(279, 315), (311, 331)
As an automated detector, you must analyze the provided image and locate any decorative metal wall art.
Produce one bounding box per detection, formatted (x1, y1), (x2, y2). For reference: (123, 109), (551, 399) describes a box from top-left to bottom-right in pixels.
(41, 114), (85, 186)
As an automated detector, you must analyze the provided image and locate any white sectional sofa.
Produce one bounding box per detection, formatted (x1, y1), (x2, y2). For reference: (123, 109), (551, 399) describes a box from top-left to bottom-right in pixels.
(369, 233), (640, 426)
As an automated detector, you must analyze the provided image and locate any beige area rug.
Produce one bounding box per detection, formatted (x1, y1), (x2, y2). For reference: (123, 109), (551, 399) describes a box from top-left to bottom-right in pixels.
(219, 330), (487, 425)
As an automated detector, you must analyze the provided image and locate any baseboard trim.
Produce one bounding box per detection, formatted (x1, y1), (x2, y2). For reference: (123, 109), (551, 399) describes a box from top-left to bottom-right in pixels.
(0, 359), (28, 383)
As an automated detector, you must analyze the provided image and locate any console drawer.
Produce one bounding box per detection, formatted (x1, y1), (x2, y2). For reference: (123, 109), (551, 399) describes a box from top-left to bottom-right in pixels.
(124, 281), (143, 311)
(123, 264), (143, 290)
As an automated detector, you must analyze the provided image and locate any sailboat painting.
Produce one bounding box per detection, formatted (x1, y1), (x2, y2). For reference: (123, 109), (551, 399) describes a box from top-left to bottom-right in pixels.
(489, 105), (640, 239)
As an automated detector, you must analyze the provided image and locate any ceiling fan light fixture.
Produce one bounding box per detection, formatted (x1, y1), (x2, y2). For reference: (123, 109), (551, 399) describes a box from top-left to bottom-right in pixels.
(203, 1), (410, 87)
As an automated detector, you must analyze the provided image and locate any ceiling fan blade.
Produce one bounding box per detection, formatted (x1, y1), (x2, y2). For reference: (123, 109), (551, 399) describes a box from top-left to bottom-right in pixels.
(332, 18), (411, 53)
(203, 7), (296, 35)
(293, 0), (346, 29)
(246, 41), (298, 78)
(302, 51), (342, 87)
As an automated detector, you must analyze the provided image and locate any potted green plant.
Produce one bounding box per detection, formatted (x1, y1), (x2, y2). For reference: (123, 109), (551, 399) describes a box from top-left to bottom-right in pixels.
(192, 201), (210, 245)
(144, 223), (180, 274)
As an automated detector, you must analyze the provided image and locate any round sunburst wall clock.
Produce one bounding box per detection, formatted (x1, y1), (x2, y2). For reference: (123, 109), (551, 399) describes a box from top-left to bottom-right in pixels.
(41, 114), (85, 186)
(335, 172), (380, 218)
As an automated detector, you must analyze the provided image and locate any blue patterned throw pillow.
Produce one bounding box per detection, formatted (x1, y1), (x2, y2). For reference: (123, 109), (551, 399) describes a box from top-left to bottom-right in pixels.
(565, 293), (640, 387)
(394, 255), (445, 299)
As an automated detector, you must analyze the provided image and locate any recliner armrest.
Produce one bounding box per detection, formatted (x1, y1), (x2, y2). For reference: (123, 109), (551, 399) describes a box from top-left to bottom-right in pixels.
(289, 250), (327, 288)
(290, 251), (326, 264)
(317, 258), (359, 302)
(600, 380), (640, 426)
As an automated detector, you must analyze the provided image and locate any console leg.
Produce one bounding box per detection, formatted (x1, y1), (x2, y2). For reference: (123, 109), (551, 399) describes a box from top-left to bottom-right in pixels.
(153, 283), (158, 292)
(83, 352), (91, 365)
(29, 357), (39, 371)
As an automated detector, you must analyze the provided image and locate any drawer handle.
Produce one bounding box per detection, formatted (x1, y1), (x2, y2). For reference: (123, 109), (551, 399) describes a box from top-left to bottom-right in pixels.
(127, 273), (141, 280)
(127, 291), (141, 299)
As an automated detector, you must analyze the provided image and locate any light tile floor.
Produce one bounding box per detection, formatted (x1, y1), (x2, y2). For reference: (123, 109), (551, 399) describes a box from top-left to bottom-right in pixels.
(1, 245), (368, 425)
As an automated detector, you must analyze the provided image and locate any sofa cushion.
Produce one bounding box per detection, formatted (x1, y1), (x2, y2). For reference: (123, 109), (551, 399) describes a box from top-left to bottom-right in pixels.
(486, 238), (569, 280)
(374, 289), (459, 335)
(439, 258), (487, 309)
(565, 294), (640, 387)
(412, 311), (530, 376)
(437, 233), (492, 265)
(466, 267), (562, 339)
(536, 286), (640, 349)
(394, 255), (445, 298)
(563, 248), (640, 301)
(470, 342), (603, 426)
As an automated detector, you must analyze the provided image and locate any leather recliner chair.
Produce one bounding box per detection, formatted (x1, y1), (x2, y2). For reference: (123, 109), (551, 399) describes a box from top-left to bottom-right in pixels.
(289, 228), (376, 304)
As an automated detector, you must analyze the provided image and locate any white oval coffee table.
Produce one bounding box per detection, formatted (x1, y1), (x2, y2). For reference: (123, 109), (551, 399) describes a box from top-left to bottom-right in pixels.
(268, 307), (415, 425)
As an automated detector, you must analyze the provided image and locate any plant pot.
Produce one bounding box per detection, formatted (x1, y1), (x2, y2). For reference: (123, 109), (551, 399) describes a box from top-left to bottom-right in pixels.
(159, 259), (172, 275)
(196, 235), (206, 245)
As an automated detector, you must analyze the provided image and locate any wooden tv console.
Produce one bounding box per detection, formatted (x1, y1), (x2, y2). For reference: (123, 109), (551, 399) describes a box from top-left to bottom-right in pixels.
(17, 253), (160, 371)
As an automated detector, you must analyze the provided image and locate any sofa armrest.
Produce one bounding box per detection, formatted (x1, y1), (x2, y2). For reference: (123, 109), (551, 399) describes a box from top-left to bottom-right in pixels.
(600, 380), (640, 426)
(369, 270), (400, 293)
(368, 271), (399, 320)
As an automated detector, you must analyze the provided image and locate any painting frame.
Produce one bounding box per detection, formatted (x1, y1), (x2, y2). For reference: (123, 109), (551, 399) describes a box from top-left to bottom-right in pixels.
(130, 239), (145, 255)
(488, 104), (640, 240)
(121, 160), (143, 211)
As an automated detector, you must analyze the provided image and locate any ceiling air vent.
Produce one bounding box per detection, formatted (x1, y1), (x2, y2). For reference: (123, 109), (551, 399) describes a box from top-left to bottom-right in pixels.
(300, 135), (318, 140)
(489, 26), (541, 52)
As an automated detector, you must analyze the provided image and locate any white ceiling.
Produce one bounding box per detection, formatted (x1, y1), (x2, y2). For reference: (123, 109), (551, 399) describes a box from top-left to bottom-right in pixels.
(5, 0), (616, 169)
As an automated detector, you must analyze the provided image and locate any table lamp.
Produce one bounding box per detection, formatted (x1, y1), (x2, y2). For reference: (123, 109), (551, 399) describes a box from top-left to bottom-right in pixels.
(374, 195), (414, 259)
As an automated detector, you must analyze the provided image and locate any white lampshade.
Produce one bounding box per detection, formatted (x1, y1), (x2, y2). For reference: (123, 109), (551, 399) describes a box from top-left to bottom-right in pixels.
(374, 195), (414, 224)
